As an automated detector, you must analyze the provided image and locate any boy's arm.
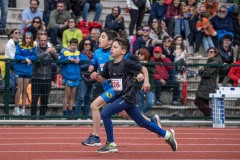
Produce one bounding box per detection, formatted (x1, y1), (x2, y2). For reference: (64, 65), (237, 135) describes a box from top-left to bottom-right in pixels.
(141, 66), (151, 92)
(91, 72), (106, 83)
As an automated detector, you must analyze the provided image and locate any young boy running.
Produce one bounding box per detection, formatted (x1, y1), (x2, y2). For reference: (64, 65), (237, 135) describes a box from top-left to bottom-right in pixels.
(82, 30), (161, 146)
(90, 37), (177, 153)
(59, 38), (88, 116)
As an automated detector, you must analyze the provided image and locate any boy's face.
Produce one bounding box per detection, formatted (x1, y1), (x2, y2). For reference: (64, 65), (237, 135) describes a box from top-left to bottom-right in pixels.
(110, 41), (125, 58)
(99, 32), (111, 49)
(70, 43), (78, 51)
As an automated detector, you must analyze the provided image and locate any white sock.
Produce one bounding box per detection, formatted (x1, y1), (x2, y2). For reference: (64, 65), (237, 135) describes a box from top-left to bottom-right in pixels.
(21, 109), (25, 113)
(164, 131), (170, 140)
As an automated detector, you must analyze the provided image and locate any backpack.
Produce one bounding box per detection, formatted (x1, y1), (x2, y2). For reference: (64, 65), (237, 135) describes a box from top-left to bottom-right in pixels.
(132, 0), (146, 8)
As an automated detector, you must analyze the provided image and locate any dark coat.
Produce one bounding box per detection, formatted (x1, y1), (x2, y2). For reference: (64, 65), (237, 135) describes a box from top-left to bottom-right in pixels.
(196, 55), (223, 99)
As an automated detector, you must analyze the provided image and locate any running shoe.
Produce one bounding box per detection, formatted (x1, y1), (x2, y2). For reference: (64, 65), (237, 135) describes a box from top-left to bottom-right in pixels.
(82, 134), (101, 146)
(97, 141), (118, 153)
(151, 114), (162, 128)
(165, 129), (177, 151)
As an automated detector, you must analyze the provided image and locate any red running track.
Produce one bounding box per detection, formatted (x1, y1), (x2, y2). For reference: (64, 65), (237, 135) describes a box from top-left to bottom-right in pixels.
(0, 126), (240, 160)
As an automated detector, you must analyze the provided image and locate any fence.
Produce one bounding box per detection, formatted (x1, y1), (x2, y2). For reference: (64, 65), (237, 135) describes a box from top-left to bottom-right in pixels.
(0, 59), (240, 120)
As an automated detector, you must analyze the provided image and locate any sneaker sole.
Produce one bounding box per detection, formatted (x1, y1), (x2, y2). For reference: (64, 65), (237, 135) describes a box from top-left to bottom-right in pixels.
(82, 142), (101, 147)
(170, 129), (177, 151)
(154, 115), (162, 128)
(97, 148), (118, 153)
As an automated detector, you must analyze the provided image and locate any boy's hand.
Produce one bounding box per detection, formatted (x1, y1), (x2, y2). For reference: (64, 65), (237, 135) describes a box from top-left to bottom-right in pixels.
(68, 57), (74, 62)
(88, 65), (94, 72)
(136, 73), (144, 82)
(25, 58), (32, 65)
(90, 72), (98, 79)
(74, 59), (80, 64)
(142, 81), (151, 92)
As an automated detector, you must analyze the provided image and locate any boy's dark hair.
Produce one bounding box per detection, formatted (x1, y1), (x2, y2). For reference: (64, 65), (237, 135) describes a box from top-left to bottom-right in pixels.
(70, 38), (78, 44)
(30, 0), (39, 5)
(113, 37), (130, 54)
(223, 34), (233, 41)
(104, 29), (119, 41)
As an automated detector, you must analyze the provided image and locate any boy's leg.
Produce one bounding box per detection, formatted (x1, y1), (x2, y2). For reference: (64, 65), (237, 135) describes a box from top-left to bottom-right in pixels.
(63, 85), (70, 115)
(126, 106), (177, 151)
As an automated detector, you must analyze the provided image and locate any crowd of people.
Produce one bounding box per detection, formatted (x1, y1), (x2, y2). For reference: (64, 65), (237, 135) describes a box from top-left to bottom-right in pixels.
(0, 0), (239, 118)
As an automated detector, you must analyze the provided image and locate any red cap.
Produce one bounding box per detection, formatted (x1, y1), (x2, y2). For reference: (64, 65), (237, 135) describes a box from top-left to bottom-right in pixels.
(153, 46), (162, 53)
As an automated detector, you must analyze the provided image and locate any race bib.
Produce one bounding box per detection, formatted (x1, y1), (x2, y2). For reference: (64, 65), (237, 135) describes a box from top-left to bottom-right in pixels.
(111, 79), (123, 91)
(100, 63), (105, 71)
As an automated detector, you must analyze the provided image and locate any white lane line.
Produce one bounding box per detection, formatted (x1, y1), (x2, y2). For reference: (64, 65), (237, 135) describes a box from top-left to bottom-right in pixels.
(0, 151), (239, 153)
(0, 137), (240, 140)
(0, 127), (239, 131)
(0, 143), (239, 146)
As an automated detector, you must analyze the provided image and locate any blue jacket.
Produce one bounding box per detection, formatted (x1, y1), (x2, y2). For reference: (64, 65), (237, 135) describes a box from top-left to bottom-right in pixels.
(59, 49), (88, 81)
(148, 2), (167, 24)
(211, 15), (233, 32)
(14, 42), (37, 76)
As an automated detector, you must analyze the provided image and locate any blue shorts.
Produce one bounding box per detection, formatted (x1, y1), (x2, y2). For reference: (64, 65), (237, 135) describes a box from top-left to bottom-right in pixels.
(100, 87), (116, 103)
(15, 74), (31, 79)
(63, 79), (79, 87)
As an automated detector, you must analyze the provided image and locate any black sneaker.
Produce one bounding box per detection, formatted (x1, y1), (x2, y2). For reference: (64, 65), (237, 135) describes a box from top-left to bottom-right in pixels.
(97, 141), (118, 153)
(165, 129), (177, 151)
(0, 30), (8, 35)
(172, 100), (182, 106)
(82, 134), (101, 146)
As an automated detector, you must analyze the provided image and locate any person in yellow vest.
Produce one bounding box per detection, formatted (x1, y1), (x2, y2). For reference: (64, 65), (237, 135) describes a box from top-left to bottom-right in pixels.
(0, 51), (5, 90)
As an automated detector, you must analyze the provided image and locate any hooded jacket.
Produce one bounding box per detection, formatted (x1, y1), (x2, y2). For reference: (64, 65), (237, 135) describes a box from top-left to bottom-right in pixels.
(228, 60), (240, 87)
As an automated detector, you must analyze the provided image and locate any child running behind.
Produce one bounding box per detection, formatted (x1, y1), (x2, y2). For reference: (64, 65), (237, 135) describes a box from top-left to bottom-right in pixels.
(91, 37), (177, 153)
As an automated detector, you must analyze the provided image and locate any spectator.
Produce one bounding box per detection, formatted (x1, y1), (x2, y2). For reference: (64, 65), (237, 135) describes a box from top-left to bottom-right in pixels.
(31, 34), (58, 117)
(173, 0), (196, 50)
(148, 0), (167, 25)
(135, 48), (156, 113)
(196, 11), (216, 52)
(228, 53), (240, 87)
(0, 51), (5, 90)
(228, 5), (240, 46)
(20, 0), (43, 34)
(48, 0), (71, 46)
(12, 31), (37, 116)
(0, 0), (9, 35)
(127, 0), (151, 37)
(133, 25), (155, 54)
(149, 19), (172, 46)
(70, 0), (84, 20)
(218, 34), (234, 85)
(194, 47), (222, 117)
(25, 17), (46, 40)
(43, 0), (71, 27)
(204, 0), (219, 19)
(161, 36), (175, 62)
(36, 30), (52, 47)
(188, 5), (206, 57)
(104, 6), (125, 34)
(211, 5), (234, 46)
(59, 38), (88, 116)
(172, 35), (189, 78)
(75, 37), (95, 118)
(82, 0), (103, 22)
(131, 26), (143, 54)
(90, 28), (101, 51)
(62, 18), (82, 48)
(5, 29), (20, 102)
(165, 0), (182, 37)
(151, 46), (182, 106)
